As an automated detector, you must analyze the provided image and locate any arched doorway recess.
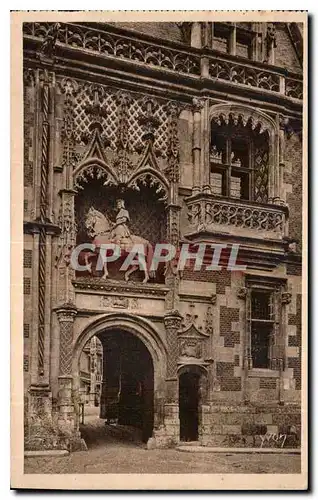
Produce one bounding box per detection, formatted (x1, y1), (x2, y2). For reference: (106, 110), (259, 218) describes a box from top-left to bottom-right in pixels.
(72, 312), (167, 444)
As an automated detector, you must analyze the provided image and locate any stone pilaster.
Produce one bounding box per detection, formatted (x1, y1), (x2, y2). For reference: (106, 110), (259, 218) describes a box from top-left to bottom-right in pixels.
(237, 287), (249, 404)
(192, 98), (204, 195)
(162, 311), (182, 445)
(56, 304), (77, 435)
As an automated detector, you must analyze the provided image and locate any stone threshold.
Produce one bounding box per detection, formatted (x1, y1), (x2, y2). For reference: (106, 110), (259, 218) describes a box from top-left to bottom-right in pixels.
(176, 446), (300, 454)
(24, 450), (69, 457)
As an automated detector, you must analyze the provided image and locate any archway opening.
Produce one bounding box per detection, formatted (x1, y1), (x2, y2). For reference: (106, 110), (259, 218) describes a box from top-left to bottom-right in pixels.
(179, 371), (200, 442)
(78, 328), (154, 445)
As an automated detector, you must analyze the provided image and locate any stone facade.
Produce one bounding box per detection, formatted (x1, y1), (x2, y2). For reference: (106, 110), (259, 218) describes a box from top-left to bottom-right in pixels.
(23, 21), (303, 450)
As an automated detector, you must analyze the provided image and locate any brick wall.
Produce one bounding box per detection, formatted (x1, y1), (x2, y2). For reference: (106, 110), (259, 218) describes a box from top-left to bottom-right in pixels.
(287, 263), (302, 276)
(284, 133), (303, 251)
(275, 25), (302, 73)
(220, 305), (240, 347)
(109, 22), (184, 44)
(216, 362), (241, 391)
(288, 294), (302, 390)
(182, 269), (231, 294)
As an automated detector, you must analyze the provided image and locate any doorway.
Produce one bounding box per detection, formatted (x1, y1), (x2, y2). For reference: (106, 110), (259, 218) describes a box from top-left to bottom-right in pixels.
(99, 330), (154, 443)
(179, 371), (200, 442)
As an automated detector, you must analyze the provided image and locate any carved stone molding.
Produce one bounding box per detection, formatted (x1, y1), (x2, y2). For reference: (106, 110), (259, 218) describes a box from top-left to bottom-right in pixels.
(237, 287), (248, 299)
(209, 103), (277, 136)
(100, 296), (139, 310)
(205, 306), (214, 336)
(23, 68), (35, 87)
(73, 277), (169, 298)
(282, 292), (292, 305)
(164, 101), (181, 184)
(264, 23), (277, 64)
(192, 97), (205, 113)
(210, 293), (217, 305)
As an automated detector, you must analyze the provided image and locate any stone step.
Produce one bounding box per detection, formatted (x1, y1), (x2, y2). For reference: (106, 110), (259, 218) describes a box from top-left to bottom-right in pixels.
(176, 446), (301, 454)
(24, 450), (69, 457)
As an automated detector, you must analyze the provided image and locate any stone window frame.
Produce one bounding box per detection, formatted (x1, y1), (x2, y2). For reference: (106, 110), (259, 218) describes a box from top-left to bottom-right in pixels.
(211, 22), (258, 60)
(210, 125), (260, 201)
(208, 104), (281, 204)
(239, 274), (288, 377)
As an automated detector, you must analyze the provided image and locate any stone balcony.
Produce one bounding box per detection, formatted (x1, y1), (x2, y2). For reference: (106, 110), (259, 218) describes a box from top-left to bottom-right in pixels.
(23, 22), (303, 102)
(185, 194), (288, 242)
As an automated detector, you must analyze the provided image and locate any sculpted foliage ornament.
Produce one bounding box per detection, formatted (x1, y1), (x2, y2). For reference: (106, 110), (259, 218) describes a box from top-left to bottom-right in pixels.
(165, 102), (181, 183)
(237, 287), (248, 299)
(38, 22), (61, 61)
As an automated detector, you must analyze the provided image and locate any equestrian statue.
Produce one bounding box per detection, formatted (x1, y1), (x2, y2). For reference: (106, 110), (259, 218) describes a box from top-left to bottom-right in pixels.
(83, 199), (154, 284)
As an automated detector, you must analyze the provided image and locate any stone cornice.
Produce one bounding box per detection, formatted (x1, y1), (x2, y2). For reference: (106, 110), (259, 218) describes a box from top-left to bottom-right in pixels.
(23, 54), (303, 120)
(72, 278), (169, 298)
(24, 220), (61, 236)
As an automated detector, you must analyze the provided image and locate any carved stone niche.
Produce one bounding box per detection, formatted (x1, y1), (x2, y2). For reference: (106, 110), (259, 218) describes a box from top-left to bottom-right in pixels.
(178, 323), (209, 362)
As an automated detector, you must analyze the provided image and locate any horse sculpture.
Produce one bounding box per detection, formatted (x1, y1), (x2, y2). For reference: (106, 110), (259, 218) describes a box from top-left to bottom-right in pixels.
(84, 206), (154, 284)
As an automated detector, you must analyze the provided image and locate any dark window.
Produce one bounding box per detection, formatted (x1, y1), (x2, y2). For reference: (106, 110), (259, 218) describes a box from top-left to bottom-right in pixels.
(212, 22), (258, 60)
(210, 132), (252, 200)
(210, 120), (269, 203)
(250, 290), (274, 369)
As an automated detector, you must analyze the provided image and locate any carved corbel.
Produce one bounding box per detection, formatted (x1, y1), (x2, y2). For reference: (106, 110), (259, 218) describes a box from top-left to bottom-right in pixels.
(237, 287), (248, 299)
(282, 292), (292, 305)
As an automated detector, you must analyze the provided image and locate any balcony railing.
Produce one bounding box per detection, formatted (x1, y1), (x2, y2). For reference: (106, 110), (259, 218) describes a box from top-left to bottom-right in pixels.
(23, 22), (303, 101)
(23, 22), (201, 76)
(186, 195), (288, 240)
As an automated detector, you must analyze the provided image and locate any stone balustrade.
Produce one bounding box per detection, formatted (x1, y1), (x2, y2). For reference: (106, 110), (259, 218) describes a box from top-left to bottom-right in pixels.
(186, 195), (288, 240)
(23, 22), (302, 101)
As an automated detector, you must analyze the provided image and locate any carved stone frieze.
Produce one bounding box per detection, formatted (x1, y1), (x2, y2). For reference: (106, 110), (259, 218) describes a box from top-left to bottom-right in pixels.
(205, 306), (214, 335)
(99, 296), (139, 310)
(179, 338), (201, 358)
(73, 277), (169, 298)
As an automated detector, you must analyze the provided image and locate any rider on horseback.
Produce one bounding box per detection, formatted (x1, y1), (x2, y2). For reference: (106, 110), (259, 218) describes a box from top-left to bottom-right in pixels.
(111, 199), (132, 250)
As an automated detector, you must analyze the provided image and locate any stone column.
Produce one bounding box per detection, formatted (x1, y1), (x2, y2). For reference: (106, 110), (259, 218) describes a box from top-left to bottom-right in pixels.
(192, 98), (203, 195)
(237, 287), (250, 404)
(278, 291), (292, 405)
(162, 311), (182, 445)
(56, 305), (77, 437)
(229, 23), (236, 56)
(100, 338), (108, 419)
(201, 99), (210, 193)
(190, 22), (202, 48)
(89, 336), (97, 405)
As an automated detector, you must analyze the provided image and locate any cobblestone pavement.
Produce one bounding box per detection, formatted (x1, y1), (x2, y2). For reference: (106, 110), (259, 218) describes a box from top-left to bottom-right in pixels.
(24, 417), (301, 474)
